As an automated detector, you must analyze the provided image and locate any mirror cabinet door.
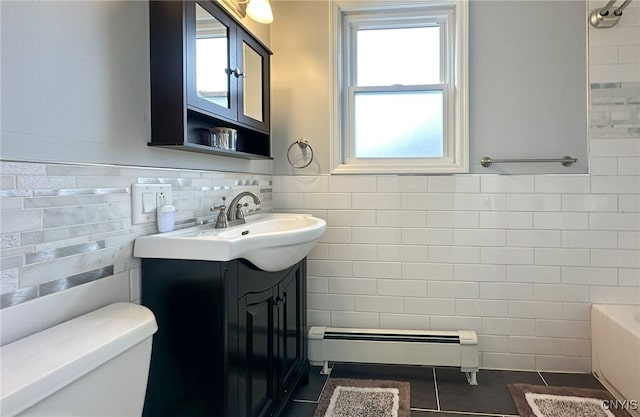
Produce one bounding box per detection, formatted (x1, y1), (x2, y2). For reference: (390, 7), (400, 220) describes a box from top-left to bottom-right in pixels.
(242, 41), (264, 123)
(195, 3), (230, 109)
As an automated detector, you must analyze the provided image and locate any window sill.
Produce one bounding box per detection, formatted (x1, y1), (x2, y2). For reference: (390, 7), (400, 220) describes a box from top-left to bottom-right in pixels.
(330, 161), (469, 175)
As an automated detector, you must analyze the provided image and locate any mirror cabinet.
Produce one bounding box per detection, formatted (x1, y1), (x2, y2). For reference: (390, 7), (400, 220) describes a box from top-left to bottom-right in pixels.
(149, 0), (272, 159)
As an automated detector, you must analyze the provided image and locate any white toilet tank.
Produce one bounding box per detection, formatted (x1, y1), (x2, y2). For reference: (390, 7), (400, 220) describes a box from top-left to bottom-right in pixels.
(0, 302), (158, 417)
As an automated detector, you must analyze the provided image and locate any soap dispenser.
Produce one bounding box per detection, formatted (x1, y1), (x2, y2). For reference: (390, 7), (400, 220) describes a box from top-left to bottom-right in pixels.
(157, 204), (176, 232)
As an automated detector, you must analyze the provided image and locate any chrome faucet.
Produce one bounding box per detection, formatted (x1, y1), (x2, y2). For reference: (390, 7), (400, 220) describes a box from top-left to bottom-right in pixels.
(210, 192), (261, 228)
(228, 191), (262, 222)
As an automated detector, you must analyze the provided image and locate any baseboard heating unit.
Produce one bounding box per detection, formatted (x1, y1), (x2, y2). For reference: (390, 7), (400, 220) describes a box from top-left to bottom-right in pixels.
(308, 326), (479, 385)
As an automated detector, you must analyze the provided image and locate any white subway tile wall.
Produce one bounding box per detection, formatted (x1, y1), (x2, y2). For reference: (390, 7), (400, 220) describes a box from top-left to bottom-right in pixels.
(0, 162), (272, 308)
(273, 80), (639, 373)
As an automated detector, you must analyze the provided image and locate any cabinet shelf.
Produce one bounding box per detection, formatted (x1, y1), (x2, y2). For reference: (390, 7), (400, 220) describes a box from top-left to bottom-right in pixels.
(148, 142), (273, 160)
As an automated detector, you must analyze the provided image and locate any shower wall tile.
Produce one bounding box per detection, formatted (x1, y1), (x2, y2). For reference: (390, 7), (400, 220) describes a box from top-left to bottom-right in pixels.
(535, 320), (590, 339)
(533, 284), (590, 303)
(378, 210), (428, 227)
(431, 315), (483, 333)
(402, 262), (453, 281)
(619, 195), (640, 212)
(455, 299), (508, 317)
(508, 301), (563, 320)
(619, 269), (640, 286)
(401, 193), (453, 210)
(619, 231), (640, 249)
(561, 194), (618, 212)
(534, 176), (590, 194)
(508, 336), (564, 356)
(482, 353), (536, 371)
(589, 46), (619, 65)
(561, 267), (618, 286)
(506, 265), (561, 284)
(453, 264), (505, 282)
(379, 313), (430, 330)
(561, 231), (618, 248)
(589, 157), (618, 175)
(330, 311), (379, 329)
(590, 285), (640, 304)
(329, 175), (377, 193)
(479, 212), (532, 229)
(328, 210), (376, 227)
(480, 175), (534, 193)
(480, 282), (533, 301)
(506, 230), (561, 248)
(377, 279), (427, 296)
(506, 194), (561, 212)
(354, 295), (404, 313)
(427, 211), (478, 228)
(619, 45), (640, 64)
(618, 157), (640, 175)
(404, 297), (454, 315)
(536, 356), (591, 373)
(533, 248), (591, 267)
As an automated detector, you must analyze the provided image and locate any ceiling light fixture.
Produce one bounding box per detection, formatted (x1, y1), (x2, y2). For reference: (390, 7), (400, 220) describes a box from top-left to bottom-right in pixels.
(246, 0), (273, 24)
(220, 0), (273, 24)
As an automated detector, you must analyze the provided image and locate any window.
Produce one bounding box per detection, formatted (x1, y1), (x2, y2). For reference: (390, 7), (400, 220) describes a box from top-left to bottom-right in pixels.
(331, 1), (468, 174)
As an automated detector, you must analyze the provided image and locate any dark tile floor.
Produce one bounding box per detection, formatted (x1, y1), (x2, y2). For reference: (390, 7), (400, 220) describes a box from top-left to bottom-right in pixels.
(283, 363), (606, 417)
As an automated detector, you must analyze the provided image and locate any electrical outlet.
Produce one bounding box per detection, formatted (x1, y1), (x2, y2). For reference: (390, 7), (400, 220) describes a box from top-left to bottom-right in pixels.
(132, 184), (173, 224)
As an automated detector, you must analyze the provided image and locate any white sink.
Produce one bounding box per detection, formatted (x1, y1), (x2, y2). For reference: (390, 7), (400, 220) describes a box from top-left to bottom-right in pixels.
(133, 213), (326, 272)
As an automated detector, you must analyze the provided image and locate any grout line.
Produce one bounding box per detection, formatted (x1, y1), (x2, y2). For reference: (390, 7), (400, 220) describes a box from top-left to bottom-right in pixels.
(291, 399), (318, 404)
(314, 363), (333, 402)
(409, 407), (515, 417)
(433, 367), (441, 411)
(538, 371), (549, 386)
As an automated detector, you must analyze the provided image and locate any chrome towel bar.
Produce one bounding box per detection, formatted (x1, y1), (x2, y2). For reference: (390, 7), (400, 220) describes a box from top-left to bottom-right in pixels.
(480, 156), (577, 168)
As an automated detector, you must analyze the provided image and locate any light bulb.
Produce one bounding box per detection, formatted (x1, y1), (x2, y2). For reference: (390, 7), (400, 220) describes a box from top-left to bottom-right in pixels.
(246, 0), (273, 24)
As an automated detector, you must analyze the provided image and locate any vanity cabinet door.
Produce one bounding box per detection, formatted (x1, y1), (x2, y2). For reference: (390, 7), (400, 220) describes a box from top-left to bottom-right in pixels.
(235, 259), (308, 417)
(276, 263), (306, 398)
(238, 287), (278, 417)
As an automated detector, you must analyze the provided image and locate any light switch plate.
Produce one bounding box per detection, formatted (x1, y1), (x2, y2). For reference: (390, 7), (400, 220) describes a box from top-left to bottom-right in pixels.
(132, 184), (173, 224)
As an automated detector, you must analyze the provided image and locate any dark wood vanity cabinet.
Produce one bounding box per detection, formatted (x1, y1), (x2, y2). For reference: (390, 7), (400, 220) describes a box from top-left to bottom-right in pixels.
(141, 258), (308, 417)
(149, 0), (272, 159)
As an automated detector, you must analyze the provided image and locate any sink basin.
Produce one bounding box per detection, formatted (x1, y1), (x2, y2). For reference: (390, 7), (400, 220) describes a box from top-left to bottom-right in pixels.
(133, 213), (326, 272)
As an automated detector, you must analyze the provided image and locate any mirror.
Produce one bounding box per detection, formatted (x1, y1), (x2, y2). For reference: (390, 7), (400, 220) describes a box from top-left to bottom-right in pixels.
(243, 42), (263, 122)
(195, 4), (229, 109)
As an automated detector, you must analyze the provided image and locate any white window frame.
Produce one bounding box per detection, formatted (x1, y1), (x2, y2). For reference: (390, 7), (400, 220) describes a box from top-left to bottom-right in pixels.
(330, 0), (468, 174)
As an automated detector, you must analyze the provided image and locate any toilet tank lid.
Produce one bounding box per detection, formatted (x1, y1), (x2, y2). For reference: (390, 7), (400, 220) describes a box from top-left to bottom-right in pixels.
(0, 302), (158, 416)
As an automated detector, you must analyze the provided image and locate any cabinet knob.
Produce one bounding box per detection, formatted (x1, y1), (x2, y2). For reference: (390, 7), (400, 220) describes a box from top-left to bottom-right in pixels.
(226, 67), (246, 78)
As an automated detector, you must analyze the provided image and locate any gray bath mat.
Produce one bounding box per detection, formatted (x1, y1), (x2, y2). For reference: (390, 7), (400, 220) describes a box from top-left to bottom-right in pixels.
(313, 378), (410, 417)
(508, 383), (632, 417)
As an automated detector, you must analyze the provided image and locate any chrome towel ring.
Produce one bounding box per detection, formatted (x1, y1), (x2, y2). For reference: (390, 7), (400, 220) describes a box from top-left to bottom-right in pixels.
(287, 139), (314, 169)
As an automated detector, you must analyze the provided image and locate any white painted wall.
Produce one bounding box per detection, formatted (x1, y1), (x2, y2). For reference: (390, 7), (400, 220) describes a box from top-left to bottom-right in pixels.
(0, 0), (271, 174)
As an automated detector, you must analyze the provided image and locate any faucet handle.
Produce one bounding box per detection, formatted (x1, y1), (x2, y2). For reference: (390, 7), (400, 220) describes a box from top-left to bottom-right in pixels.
(235, 203), (249, 219)
(210, 196), (227, 212)
(211, 197), (229, 228)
